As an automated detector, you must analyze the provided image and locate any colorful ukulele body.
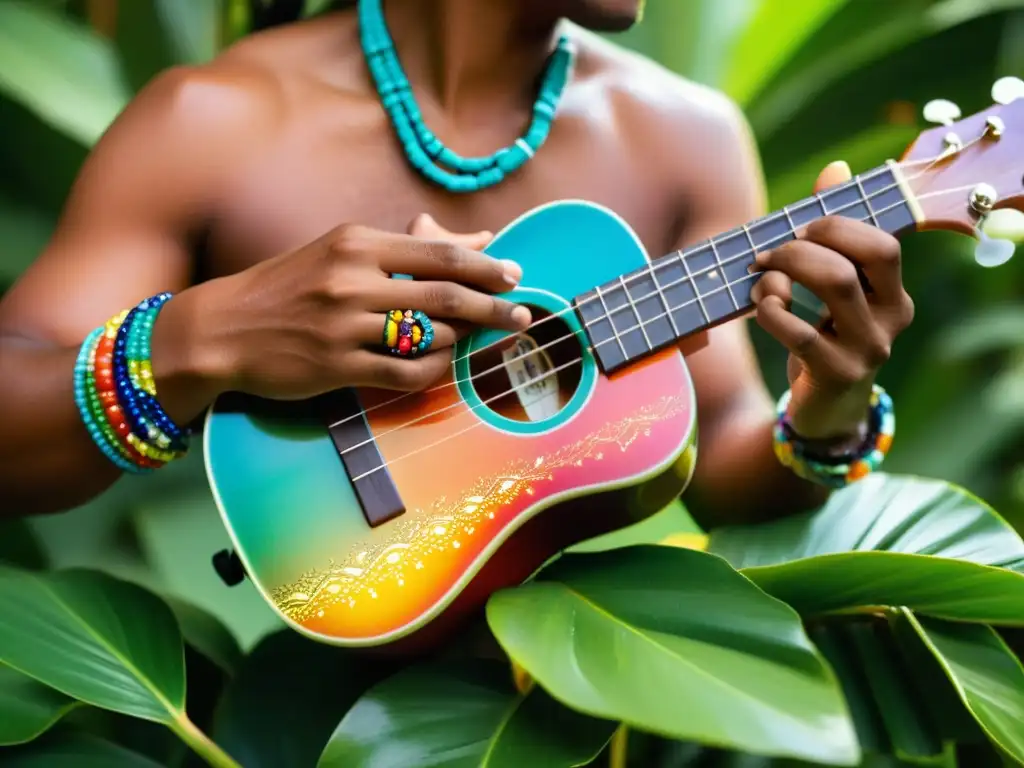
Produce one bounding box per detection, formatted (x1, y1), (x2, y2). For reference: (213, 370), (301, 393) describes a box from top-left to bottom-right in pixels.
(205, 201), (699, 649)
(205, 89), (1024, 649)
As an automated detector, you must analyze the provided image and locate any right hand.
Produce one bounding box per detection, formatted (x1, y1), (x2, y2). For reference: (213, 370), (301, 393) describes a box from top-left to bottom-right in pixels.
(163, 222), (531, 401)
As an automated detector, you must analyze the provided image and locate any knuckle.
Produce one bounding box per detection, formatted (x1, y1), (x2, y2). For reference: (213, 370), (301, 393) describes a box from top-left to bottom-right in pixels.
(794, 328), (820, 357)
(424, 283), (460, 314)
(864, 337), (892, 367)
(897, 293), (916, 329)
(827, 261), (860, 298)
(329, 223), (368, 258)
(806, 216), (842, 240)
(878, 238), (902, 265)
(431, 243), (462, 270)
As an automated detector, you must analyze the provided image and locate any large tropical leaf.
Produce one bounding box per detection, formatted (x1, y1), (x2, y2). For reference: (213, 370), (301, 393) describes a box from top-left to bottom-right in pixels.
(709, 474), (1024, 571)
(319, 659), (617, 768)
(0, 733), (164, 768)
(0, 665), (78, 746)
(0, 1), (129, 146)
(903, 612), (1024, 764)
(116, 0), (220, 92)
(0, 567), (185, 723)
(487, 546), (859, 766)
(0, 520), (46, 570)
(212, 630), (396, 768)
(165, 597), (243, 677)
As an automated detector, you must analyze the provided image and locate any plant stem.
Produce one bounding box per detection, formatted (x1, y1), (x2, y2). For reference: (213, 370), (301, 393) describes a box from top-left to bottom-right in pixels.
(609, 725), (629, 768)
(170, 714), (242, 768)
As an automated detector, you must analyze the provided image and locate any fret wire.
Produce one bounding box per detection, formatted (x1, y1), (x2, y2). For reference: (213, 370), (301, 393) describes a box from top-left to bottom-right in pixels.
(593, 283), (628, 359)
(816, 191), (830, 215)
(650, 258), (681, 338)
(854, 174), (880, 227)
(679, 250), (711, 324)
(782, 204), (797, 232)
(619, 274), (653, 351)
(710, 236), (740, 311)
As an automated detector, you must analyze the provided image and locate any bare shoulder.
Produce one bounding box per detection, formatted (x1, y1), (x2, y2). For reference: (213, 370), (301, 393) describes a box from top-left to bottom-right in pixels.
(568, 26), (765, 221)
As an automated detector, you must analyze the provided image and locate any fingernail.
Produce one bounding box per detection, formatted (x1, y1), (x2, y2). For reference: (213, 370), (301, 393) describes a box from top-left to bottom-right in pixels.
(754, 250), (769, 265)
(502, 260), (523, 286)
(511, 305), (531, 328)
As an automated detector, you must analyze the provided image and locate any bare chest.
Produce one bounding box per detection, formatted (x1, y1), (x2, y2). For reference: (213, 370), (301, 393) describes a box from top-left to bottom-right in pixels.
(204, 106), (686, 277)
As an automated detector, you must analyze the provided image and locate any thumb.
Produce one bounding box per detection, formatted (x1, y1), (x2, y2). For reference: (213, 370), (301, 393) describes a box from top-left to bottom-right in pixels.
(407, 213), (493, 250)
(814, 160), (852, 194)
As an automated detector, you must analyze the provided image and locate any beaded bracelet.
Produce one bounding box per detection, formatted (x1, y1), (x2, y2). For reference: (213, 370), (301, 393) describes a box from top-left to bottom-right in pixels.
(772, 384), (894, 488)
(74, 293), (189, 473)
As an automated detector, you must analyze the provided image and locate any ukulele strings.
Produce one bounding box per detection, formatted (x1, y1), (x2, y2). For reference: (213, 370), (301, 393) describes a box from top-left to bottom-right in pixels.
(348, 180), (983, 480)
(333, 147), (958, 434)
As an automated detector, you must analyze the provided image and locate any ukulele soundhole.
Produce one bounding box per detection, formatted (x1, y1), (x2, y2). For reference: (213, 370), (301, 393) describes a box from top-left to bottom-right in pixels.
(466, 306), (583, 424)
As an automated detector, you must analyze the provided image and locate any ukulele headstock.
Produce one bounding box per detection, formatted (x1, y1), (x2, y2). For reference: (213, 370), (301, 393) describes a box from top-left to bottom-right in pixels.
(900, 77), (1024, 265)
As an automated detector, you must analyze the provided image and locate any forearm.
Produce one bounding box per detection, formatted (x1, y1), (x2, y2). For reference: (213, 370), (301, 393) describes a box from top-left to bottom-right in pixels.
(0, 294), (224, 517)
(684, 398), (832, 530)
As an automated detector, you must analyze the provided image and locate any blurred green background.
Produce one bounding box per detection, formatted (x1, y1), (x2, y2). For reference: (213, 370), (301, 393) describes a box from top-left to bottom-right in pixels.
(1, 0), (1022, 650)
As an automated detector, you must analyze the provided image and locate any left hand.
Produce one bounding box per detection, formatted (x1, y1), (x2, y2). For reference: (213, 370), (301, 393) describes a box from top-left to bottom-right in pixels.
(751, 160), (915, 440)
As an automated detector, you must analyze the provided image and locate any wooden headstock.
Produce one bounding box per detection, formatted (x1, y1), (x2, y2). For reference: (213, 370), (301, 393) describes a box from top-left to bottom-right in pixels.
(900, 77), (1024, 246)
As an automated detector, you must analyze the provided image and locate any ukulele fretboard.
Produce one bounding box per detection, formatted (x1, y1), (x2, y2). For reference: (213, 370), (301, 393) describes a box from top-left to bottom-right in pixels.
(575, 164), (918, 374)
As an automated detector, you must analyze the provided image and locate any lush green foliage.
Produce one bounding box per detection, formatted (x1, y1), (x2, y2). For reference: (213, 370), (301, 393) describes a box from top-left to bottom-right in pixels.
(1, 1), (1024, 766)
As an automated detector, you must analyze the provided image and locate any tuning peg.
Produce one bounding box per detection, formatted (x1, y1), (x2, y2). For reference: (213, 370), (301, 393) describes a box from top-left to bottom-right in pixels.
(923, 99), (961, 126)
(992, 76), (1024, 105)
(981, 208), (1024, 243)
(974, 209), (1024, 268)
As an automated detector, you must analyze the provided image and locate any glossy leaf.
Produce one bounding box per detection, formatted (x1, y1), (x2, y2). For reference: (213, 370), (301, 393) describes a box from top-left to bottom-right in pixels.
(571, 499), (701, 553)
(165, 597), (243, 676)
(723, 0), (849, 105)
(213, 630), (395, 768)
(0, 733), (164, 767)
(0, 519), (46, 570)
(907, 613), (1024, 763)
(744, 553), (1024, 625)
(0, 665), (78, 746)
(0, 567), (185, 723)
(487, 546), (859, 766)
(709, 474), (1024, 571)
(116, 0), (219, 92)
(0, 1), (128, 146)
(319, 659), (617, 768)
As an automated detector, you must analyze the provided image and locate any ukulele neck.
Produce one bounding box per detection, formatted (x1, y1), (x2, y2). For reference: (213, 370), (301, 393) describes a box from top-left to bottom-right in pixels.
(575, 162), (920, 375)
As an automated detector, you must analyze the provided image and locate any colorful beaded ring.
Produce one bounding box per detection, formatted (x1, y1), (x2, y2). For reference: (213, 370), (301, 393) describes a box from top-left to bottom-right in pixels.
(772, 384), (895, 488)
(383, 309), (434, 357)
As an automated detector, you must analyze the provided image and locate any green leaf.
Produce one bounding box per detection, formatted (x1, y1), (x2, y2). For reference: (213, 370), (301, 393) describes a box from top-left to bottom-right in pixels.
(0, 567), (185, 723)
(907, 613), (1024, 763)
(320, 658), (616, 768)
(570, 498), (701, 553)
(0, 665), (78, 746)
(165, 597), (243, 676)
(0, 194), (53, 285)
(116, 0), (219, 92)
(723, 0), (850, 105)
(0, 733), (164, 767)
(936, 306), (1024, 362)
(213, 630), (395, 768)
(709, 475), (1024, 571)
(745, 554), (1024, 625)
(487, 546), (860, 766)
(0, 519), (47, 570)
(0, 1), (129, 146)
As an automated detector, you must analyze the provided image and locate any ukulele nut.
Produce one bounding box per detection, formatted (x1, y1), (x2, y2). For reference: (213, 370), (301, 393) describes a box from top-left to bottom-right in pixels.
(969, 184), (998, 215)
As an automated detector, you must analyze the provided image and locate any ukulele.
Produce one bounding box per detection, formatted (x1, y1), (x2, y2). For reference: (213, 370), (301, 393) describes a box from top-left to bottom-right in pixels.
(204, 80), (1024, 650)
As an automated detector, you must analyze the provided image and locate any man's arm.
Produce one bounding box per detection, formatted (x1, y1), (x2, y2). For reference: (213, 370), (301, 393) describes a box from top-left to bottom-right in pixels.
(0, 66), (274, 516)
(663, 95), (835, 529)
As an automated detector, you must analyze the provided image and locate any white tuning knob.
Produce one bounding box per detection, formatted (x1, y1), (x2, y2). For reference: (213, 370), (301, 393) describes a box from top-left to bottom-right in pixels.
(923, 99), (961, 126)
(992, 76), (1024, 105)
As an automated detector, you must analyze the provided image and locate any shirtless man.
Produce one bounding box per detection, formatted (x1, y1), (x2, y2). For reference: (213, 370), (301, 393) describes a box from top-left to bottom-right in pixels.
(0, 0), (913, 524)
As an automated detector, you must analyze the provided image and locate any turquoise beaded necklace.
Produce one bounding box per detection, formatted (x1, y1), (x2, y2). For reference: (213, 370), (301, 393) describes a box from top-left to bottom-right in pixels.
(359, 0), (576, 193)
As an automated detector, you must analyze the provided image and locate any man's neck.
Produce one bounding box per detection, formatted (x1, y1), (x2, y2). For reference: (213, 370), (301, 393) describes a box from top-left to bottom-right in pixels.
(382, 0), (563, 118)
